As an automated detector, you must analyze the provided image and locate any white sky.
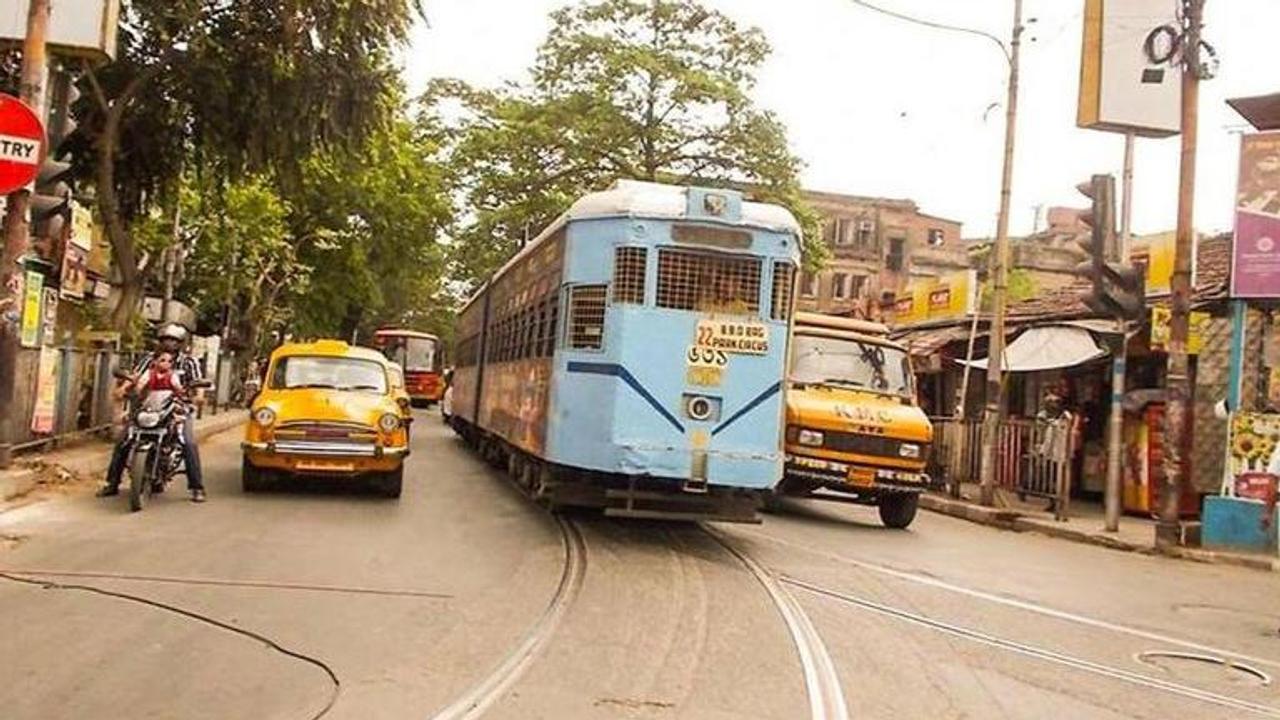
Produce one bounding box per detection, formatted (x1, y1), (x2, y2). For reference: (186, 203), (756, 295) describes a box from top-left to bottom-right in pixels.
(402, 0), (1280, 239)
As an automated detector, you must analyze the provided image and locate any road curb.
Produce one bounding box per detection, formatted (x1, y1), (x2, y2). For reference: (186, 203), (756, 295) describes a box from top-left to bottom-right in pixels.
(0, 411), (246, 502)
(919, 492), (1279, 573)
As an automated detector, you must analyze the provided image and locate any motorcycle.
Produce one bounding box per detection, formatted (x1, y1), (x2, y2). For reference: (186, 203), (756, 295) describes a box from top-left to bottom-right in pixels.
(115, 371), (212, 512)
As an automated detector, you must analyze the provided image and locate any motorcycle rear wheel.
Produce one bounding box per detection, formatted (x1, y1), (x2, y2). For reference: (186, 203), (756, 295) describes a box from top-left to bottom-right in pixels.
(128, 448), (153, 512)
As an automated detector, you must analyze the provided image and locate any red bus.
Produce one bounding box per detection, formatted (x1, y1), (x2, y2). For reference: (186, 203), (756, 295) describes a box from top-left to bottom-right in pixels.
(371, 328), (444, 406)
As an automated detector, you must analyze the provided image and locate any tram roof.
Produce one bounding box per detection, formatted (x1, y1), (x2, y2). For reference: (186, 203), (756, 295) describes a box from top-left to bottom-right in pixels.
(463, 180), (802, 312)
(373, 328), (440, 341)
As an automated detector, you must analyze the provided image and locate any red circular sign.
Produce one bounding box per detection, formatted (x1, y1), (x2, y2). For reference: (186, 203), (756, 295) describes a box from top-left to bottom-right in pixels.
(0, 93), (45, 195)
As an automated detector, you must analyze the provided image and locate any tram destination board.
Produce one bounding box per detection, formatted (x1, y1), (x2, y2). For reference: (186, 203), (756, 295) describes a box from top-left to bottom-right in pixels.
(694, 319), (769, 355)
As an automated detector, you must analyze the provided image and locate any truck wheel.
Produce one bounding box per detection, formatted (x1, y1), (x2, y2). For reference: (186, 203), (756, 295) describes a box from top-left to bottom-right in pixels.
(379, 467), (404, 499)
(242, 458), (270, 493)
(878, 493), (919, 529)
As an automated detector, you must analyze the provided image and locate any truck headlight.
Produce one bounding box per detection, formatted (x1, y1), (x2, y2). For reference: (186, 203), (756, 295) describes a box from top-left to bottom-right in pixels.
(899, 443), (921, 459)
(253, 407), (276, 427)
(798, 429), (824, 447)
(378, 413), (401, 433)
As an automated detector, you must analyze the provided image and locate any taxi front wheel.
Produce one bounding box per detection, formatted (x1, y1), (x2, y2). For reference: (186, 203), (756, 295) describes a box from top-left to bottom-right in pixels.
(378, 466), (403, 499)
(242, 458), (270, 493)
(878, 493), (919, 529)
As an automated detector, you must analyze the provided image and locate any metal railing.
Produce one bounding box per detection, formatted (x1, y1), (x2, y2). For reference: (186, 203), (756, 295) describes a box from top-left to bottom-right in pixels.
(1, 346), (245, 468)
(929, 415), (1077, 521)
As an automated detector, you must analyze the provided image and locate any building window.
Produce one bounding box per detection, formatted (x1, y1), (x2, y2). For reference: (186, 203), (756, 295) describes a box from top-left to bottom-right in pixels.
(770, 261), (795, 321)
(832, 272), (850, 300)
(927, 228), (945, 246)
(655, 248), (761, 316)
(887, 236), (906, 271)
(800, 271), (818, 298)
(835, 218), (854, 246)
(567, 285), (607, 350)
(857, 219), (875, 247)
(850, 274), (867, 298)
(612, 247), (647, 304)
(823, 221), (837, 244)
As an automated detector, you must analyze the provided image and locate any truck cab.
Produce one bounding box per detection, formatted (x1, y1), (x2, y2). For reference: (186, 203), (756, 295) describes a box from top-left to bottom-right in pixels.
(776, 313), (933, 528)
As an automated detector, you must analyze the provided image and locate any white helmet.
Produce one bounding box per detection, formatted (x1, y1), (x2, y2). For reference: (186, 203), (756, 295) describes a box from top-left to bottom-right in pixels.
(157, 323), (189, 344)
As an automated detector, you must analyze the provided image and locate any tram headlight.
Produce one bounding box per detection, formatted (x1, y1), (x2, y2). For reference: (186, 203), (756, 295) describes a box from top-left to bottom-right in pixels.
(683, 394), (721, 422)
(797, 429), (824, 447)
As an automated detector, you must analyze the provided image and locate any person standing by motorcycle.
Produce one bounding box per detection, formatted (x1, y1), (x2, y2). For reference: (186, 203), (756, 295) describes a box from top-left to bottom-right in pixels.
(98, 324), (208, 503)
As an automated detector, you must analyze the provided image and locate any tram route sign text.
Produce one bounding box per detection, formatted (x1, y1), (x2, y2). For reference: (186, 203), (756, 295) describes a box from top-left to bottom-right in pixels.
(694, 319), (769, 355)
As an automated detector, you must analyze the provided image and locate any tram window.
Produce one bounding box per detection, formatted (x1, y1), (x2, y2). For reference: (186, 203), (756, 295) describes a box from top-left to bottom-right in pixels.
(656, 248), (761, 316)
(770, 261), (795, 321)
(543, 294), (559, 356)
(613, 247), (647, 304)
(568, 285), (607, 350)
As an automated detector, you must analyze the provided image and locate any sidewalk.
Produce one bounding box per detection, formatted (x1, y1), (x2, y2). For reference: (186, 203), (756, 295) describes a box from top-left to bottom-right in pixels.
(0, 411), (246, 503)
(920, 484), (1280, 573)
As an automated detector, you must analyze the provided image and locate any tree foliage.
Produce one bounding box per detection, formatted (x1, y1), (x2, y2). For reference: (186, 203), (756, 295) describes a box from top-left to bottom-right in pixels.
(72, 0), (424, 329)
(426, 0), (822, 289)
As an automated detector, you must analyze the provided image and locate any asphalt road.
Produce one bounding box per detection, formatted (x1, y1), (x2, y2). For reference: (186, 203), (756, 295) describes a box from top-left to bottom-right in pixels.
(2, 413), (1278, 719)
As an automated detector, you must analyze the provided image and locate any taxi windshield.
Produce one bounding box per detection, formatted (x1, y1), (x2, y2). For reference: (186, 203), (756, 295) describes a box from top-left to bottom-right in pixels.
(790, 334), (913, 398)
(270, 356), (388, 393)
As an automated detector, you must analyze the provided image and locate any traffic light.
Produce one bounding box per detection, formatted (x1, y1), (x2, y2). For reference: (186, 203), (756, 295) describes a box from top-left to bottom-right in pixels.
(31, 68), (78, 244)
(1074, 174), (1145, 321)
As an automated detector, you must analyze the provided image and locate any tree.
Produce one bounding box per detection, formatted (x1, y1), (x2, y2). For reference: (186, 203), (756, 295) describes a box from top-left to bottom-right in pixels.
(290, 120), (454, 341)
(179, 175), (308, 360)
(74, 0), (423, 329)
(426, 0), (822, 289)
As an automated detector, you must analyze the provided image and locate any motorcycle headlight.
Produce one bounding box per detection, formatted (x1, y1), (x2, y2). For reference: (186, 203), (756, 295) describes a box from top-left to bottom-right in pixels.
(378, 413), (401, 433)
(136, 411), (162, 428)
(797, 429), (824, 447)
(253, 407), (276, 427)
(899, 443), (921, 459)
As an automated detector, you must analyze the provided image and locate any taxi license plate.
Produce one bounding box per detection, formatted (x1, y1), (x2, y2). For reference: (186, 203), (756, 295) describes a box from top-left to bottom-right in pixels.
(296, 460), (356, 473)
(848, 467), (876, 487)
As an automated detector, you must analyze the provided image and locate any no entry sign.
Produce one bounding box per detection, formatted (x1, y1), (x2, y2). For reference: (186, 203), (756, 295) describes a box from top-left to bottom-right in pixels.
(0, 93), (44, 195)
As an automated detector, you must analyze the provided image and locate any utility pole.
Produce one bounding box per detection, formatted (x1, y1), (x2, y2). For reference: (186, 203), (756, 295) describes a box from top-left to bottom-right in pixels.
(1104, 132), (1136, 532)
(0, 0), (50, 467)
(979, 0), (1024, 507)
(1158, 0), (1204, 549)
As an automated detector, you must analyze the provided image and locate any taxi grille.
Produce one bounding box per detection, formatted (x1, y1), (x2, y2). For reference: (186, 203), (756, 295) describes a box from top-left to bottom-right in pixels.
(275, 422), (378, 442)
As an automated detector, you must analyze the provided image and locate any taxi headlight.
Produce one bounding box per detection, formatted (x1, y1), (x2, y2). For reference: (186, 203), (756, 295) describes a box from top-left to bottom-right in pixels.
(378, 413), (401, 433)
(798, 429), (824, 447)
(252, 407), (276, 427)
(899, 443), (921, 459)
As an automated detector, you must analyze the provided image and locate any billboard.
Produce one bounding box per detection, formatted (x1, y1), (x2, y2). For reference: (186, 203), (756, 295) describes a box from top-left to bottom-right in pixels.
(1077, 0), (1181, 137)
(0, 1), (118, 63)
(1129, 231), (1197, 297)
(892, 270), (977, 327)
(1231, 131), (1280, 298)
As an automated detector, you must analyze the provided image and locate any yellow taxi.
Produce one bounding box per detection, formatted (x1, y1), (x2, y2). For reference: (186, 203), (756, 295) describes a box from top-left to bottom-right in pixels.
(241, 340), (411, 497)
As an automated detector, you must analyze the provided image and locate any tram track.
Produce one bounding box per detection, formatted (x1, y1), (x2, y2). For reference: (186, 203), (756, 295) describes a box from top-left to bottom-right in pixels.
(429, 514), (587, 720)
(781, 574), (1280, 718)
(700, 524), (849, 720)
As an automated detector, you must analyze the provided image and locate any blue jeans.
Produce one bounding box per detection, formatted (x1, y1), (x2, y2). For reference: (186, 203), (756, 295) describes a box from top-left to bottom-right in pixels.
(105, 418), (203, 491)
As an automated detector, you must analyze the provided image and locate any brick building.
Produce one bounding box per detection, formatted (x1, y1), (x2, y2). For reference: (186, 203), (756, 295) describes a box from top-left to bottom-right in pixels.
(797, 190), (968, 317)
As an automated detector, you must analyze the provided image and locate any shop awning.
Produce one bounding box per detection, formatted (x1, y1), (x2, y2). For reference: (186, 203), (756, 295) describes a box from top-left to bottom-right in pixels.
(958, 325), (1108, 372)
(897, 325), (972, 358)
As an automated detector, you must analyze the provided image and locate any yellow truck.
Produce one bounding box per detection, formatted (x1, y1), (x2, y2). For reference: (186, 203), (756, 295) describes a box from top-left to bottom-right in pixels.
(775, 312), (933, 528)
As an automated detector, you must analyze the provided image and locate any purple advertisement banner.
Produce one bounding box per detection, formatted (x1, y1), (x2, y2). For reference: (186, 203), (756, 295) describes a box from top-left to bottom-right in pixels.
(1232, 131), (1280, 299)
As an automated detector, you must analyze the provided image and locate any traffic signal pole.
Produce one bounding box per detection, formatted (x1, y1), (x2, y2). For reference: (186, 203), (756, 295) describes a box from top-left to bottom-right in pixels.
(979, 0), (1023, 507)
(0, 0), (49, 467)
(1158, 0), (1204, 549)
(1104, 132), (1136, 532)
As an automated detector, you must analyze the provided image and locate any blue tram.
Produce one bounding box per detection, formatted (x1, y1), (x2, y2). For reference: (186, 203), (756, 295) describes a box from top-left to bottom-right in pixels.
(450, 180), (800, 521)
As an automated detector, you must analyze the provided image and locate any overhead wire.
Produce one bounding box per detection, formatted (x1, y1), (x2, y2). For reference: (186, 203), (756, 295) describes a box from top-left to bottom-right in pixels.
(842, 0), (1010, 61)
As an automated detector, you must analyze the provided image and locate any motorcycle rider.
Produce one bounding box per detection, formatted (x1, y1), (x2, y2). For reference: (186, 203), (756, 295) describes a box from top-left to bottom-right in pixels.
(98, 323), (208, 502)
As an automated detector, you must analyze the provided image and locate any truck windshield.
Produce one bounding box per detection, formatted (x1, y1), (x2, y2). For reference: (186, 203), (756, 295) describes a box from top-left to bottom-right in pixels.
(381, 337), (437, 372)
(790, 335), (913, 398)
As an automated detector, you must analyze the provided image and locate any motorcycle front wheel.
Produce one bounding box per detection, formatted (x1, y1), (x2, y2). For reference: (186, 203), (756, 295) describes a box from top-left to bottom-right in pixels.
(128, 447), (154, 512)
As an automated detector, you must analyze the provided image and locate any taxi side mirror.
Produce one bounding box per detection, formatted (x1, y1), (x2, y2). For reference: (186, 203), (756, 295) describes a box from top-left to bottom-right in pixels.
(397, 396), (411, 411)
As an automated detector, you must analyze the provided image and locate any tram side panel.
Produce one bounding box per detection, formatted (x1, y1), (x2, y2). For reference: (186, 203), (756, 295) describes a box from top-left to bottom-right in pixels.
(451, 291), (487, 428)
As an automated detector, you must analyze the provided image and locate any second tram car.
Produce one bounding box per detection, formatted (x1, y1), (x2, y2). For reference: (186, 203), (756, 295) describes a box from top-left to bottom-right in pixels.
(450, 180), (800, 521)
